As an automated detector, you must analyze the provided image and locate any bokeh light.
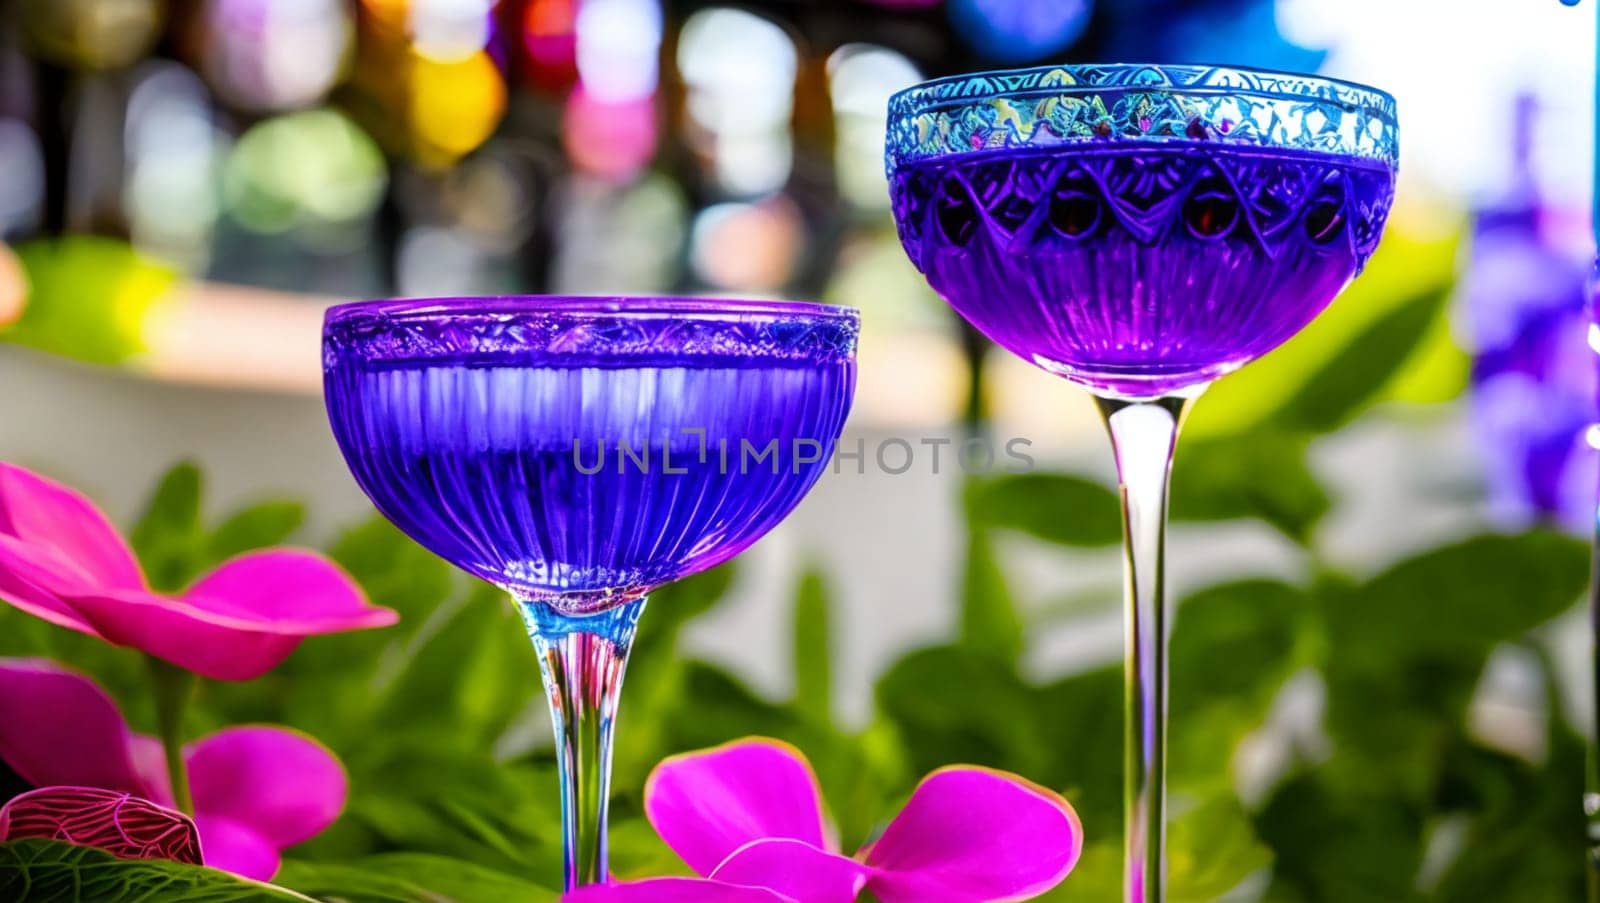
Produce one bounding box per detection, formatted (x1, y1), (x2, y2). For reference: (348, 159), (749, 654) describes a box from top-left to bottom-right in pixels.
(222, 109), (386, 238)
(947, 0), (1093, 64)
(443, 148), (539, 251)
(522, 0), (580, 91)
(564, 86), (658, 180)
(124, 63), (225, 270)
(4, 238), (176, 365)
(678, 8), (799, 196)
(0, 243), (26, 328)
(689, 195), (803, 291)
(829, 44), (921, 210)
(406, 49), (508, 168)
(576, 0), (662, 103)
(201, 0), (352, 112)
(553, 172), (687, 293)
(1279, 0), (1595, 206)
(18, 0), (165, 70)
(409, 0), (495, 63)
(0, 120), (44, 237)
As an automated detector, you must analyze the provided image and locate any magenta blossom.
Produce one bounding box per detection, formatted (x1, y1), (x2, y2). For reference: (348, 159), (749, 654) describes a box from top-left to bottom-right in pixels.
(0, 659), (347, 879)
(0, 462), (396, 680)
(567, 739), (1083, 903)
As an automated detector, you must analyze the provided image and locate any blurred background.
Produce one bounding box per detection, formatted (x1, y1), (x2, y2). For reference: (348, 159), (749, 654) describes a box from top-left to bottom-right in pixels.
(0, 0), (1595, 758)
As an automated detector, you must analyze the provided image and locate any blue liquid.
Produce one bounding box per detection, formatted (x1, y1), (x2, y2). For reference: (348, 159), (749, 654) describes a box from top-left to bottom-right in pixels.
(326, 360), (855, 610)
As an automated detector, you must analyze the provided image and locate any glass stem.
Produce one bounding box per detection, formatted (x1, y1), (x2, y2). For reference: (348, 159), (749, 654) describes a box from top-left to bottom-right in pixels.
(1096, 391), (1199, 903)
(145, 656), (195, 816)
(518, 596), (647, 891)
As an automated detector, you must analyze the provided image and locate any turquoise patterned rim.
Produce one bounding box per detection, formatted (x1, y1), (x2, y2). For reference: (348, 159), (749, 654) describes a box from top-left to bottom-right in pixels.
(885, 63), (1399, 174)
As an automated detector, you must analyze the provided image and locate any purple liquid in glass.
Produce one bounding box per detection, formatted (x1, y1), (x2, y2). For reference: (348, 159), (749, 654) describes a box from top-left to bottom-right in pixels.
(324, 297), (858, 611)
(892, 142), (1396, 396)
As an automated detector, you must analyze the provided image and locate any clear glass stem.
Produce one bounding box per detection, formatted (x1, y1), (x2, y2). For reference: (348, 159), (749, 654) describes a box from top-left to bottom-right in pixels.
(1096, 391), (1200, 903)
(518, 596), (647, 891)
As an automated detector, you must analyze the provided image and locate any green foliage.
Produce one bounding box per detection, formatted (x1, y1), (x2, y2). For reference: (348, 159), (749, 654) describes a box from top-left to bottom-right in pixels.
(1170, 433), (1329, 544)
(792, 565), (835, 725)
(127, 462), (311, 594)
(1275, 284), (1451, 434)
(204, 501), (307, 568)
(0, 839), (315, 902)
(965, 473), (1123, 547)
(129, 461), (205, 593)
(276, 854), (557, 903)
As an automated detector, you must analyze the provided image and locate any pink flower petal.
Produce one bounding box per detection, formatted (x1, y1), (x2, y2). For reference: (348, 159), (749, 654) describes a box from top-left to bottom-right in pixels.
(709, 838), (868, 903)
(193, 813), (281, 880)
(0, 787), (201, 865)
(644, 739), (833, 876)
(0, 533), (101, 635)
(0, 463), (145, 593)
(564, 878), (797, 903)
(186, 726), (346, 849)
(63, 589), (308, 681)
(0, 659), (160, 801)
(862, 767), (1083, 903)
(183, 550), (397, 633)
(129, 734), (175, 804)
(59, 551), (395, 681)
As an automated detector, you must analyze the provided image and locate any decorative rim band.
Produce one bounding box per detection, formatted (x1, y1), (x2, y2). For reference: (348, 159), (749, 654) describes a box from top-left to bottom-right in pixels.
(323, 296), (861, 367)
(886, 63), (1399, 172)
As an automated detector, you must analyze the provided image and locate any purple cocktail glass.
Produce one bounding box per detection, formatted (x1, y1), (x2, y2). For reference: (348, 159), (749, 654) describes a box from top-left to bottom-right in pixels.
(887, 64), (1399, 902)
(323, 296), (858, 890)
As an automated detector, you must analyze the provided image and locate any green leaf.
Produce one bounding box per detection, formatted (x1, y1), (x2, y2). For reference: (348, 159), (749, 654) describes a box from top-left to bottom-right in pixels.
(876, 646), (1051, 782)
(1170, 432), (1330, 544)
(1032, 666), (1123, 835)
(204, 500), (306, 566)
(1167, 796), (1273, 900)
(1185, 229), (1460, 440)
(964, 473), (1123, 547)
(1331, 531), (1587, 654)
(606, 816), (692, 881)
(1039, 841), (1119, 900)
(1319, 531), (1587, 799)
(1257, 770), (1426, 903)
(1169, 580), (1308, 789)
(199, 515), (458, 743)
(791, 565), (833, 725)
(1428, 728), (1587, 902)
(369, 580), (534, 749)
(325, 515), (457, 620)
(0, 839), (315, 902)
(129, 461), (205, 593)
(277, 852), (557, 902)
(1046, 796), (1271, 901)
(959, 526), (1024, 664)
(1276, 283), (1449, 434)
(333, 745), (562, 877)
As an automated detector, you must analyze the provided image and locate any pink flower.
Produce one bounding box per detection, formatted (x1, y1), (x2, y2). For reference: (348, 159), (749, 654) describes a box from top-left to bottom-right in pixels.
(0, 658), (347, 880)
(0, 462), (396, 680)
(566, 739), (1083, 903)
